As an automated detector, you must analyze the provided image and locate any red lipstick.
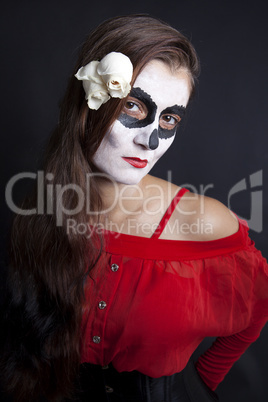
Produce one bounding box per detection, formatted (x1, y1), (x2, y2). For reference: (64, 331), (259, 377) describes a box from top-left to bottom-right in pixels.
(122, 157), (148, 169)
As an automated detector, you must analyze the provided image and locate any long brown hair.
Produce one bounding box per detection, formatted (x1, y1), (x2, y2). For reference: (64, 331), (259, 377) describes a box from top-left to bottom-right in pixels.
(1, 14), (199, 401)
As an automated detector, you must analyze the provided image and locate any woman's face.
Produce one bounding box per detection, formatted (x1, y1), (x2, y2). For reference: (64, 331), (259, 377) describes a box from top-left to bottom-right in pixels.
(92, 59), (191, 185)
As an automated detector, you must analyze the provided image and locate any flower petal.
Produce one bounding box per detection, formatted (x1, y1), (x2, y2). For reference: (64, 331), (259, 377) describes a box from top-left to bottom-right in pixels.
(82, 81), (110, 110)
(97, 52), (133, 82)
(87, 95), (108, 110)
(108, 82), (131, 98)
(75, 61), (103, 84)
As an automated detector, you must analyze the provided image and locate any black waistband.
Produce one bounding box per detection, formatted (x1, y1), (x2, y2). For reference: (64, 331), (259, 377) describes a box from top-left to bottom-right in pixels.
(75, 358), (219, 402)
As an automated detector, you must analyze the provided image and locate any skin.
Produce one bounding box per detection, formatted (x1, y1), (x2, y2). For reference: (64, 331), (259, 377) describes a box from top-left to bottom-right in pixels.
(92, 60), (239, 240)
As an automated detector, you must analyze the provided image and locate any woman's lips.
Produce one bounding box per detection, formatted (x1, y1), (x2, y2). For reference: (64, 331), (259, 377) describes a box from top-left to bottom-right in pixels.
(122, 157), (148, 169)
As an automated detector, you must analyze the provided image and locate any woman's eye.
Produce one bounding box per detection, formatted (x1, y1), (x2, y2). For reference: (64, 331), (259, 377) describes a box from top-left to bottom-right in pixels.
(123, 98), (147, 120)
(163, 115), (176, 124)
(160, 114), (181, 129)
(125, 101), (139, 111)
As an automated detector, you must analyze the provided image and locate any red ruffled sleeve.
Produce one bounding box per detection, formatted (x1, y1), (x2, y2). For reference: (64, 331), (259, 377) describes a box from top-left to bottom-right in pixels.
(196, 242), (268, 390)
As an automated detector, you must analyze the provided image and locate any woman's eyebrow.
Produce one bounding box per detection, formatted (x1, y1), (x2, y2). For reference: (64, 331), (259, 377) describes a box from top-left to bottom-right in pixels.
(161, 105), (186, 118)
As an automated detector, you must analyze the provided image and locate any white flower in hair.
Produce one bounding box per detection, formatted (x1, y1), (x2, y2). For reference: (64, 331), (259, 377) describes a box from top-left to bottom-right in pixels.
(75, 60), (109, 110)
(75, 52), (133, 110)
(97, 52), (133, 98)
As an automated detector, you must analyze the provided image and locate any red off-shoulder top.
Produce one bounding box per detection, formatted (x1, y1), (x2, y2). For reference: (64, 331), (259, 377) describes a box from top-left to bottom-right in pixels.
(81, 188), (268, 390)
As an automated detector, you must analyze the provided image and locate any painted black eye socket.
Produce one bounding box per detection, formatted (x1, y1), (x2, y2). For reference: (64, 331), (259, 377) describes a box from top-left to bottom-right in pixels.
(118, 87), (157, 128)
(118, 87), (186, 132)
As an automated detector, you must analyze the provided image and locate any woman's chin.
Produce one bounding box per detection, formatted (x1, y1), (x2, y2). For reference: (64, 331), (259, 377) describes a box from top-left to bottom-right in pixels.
(100, 169), (150, 186)
(113, 175), (145, 186)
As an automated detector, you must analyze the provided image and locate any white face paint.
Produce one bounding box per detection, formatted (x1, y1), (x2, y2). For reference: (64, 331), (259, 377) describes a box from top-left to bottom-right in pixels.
(92, 59), (191, 185)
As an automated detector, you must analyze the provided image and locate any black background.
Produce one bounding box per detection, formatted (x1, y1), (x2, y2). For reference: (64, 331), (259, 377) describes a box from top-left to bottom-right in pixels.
(0, 1), (267, 401)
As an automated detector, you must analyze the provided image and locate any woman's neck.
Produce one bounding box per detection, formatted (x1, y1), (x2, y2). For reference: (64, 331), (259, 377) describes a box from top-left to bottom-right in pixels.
(95, 175), (149, 222)
(92, 174), (180, 237)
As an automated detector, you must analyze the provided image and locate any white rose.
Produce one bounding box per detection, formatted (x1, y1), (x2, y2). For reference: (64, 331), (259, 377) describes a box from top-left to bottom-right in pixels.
(75, 61), (110, 110)
(97, 52), (133, 98)
(74, 52), (133, 110)
(74, 61), (103, 84)
(82, 81), (110, 110)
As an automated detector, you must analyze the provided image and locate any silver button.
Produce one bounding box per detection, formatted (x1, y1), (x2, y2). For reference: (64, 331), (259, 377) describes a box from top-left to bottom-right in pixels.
(92, 335), (101, 344)
(98, 300), (107, 309)
(105, 385), (114, 393)
(111, 263), (119, 272)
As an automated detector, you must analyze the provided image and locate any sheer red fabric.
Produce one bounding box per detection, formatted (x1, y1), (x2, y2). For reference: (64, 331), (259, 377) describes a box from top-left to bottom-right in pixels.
(81, 189), (268, 390)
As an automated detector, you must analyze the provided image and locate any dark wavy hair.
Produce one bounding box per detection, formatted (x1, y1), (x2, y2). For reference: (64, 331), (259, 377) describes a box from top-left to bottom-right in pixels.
(0, 14), (199, 401)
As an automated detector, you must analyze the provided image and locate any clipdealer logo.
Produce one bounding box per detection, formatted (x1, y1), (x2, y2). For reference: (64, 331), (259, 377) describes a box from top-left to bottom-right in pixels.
(227, 170), (263, 233)
(5, 170), (264, 232)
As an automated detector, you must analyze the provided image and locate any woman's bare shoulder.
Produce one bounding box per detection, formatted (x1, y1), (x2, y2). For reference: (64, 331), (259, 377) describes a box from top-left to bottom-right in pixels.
(169, 191), (239, 241)
(143, 176), (239, 241)
(155, 187), (238, 241)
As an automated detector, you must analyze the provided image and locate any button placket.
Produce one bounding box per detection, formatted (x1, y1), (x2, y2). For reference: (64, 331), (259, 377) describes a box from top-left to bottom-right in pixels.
(91, 256), (122, 352)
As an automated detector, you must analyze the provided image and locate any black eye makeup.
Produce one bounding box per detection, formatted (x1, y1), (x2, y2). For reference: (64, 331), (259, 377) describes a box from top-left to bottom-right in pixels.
(118, 87), (157, 128)
(160, 106), (186, 123)
(158, 105), (186, 139)
(117, 87), (186, 148)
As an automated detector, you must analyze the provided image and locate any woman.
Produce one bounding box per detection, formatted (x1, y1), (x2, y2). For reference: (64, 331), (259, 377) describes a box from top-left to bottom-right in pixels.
(1, 14), (267, 402)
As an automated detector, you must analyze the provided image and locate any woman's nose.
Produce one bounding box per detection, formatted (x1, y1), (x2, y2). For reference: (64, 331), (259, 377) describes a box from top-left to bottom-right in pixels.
(133, 124), (159, 150)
